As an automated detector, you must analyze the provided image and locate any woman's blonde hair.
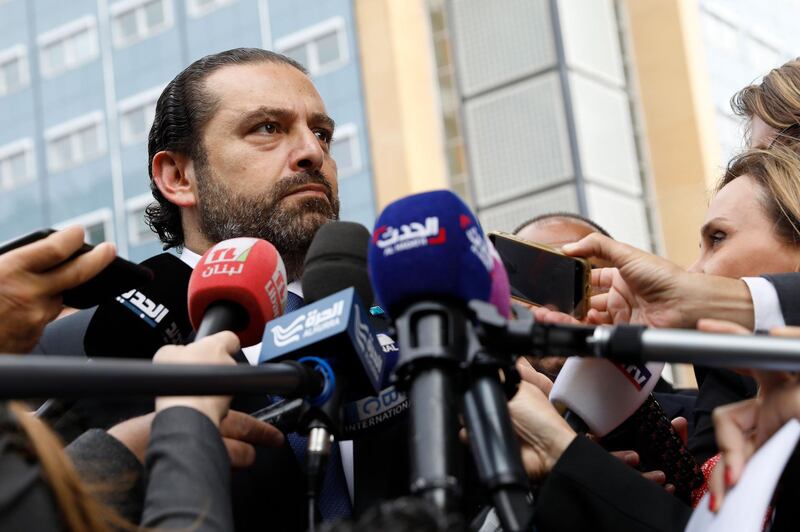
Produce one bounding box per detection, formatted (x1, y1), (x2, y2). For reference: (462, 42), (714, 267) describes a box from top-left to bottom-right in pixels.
(732, 58), (800, 146)
(720, 144), (800, 246)
(5, 401), (131, 532)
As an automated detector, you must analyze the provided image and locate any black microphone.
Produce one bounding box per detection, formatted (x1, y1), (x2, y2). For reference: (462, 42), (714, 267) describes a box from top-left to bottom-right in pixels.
(260, 221), (384, 506)
(37, 253), (196, 422)
(84, 253), (194, 358)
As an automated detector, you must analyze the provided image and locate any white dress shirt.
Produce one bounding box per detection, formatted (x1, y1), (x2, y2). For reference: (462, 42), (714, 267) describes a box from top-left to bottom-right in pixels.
(742, 277), (786, 331)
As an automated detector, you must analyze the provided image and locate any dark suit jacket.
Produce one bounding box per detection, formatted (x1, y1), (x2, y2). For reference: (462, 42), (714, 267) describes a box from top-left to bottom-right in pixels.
(35, 308), (309, 531)
(763, 273), (800, 326)
(535, 435), (692, 532)
(1, 405), (231, 531)
(684, 273), (800, 465)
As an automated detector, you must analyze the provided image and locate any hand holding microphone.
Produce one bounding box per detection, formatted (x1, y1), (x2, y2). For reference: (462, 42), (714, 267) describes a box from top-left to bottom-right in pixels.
(0, 226), (115, 353)
(153, 331), (241, 427)
(508, 359), (576, 480)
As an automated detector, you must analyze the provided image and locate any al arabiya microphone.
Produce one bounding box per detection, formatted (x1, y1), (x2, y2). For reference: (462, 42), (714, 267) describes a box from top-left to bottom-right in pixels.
(260, 221), (388, 507)
(260, 222), (385, 404)
(188, 237), (287, 346)
(368, 190), (532, 531)
(253, 223), (408, 439)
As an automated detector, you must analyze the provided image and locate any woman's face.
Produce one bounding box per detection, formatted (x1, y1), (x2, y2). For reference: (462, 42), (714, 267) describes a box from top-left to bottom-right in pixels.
(688, 175), (800, 277)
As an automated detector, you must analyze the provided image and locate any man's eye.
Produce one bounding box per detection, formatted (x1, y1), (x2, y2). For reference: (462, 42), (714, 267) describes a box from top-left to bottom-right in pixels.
(315, 129), (333, 144)
(257, 123), (279, 134)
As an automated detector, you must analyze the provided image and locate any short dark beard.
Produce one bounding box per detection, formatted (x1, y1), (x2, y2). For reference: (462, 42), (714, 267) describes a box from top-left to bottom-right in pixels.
(194, 153), (339, 281)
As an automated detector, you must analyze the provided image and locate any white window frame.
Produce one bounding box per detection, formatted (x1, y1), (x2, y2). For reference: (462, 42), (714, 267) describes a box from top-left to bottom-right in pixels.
(118, 85), (163, 145)
(186, 0), (236, 18)
(330, 123), (362, 178)
(38, 15), (99, 79)
(54, 207), (114, 245)
(0, 138), (35, 190)
(111, 0), (174, 49)
(0, 44), (29, 96)
(45, 111), (107, 173)
(125, 193), (157, 245)
(275, 17), (349, 77)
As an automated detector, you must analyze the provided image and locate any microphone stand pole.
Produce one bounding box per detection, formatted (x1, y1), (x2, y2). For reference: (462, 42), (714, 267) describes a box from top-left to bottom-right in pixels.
(462, 321), (534, 532)
(0, 355), (324, 399)
(394, 301), (466, 519)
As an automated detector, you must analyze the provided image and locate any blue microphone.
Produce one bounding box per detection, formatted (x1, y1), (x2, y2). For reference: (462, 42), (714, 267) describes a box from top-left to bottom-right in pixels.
(368, 190), (495, 316)
(368, 190), (532, 530)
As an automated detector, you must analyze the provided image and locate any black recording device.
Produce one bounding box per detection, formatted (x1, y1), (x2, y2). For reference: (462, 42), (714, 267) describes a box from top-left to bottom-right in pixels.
(488, 231), (591, 318)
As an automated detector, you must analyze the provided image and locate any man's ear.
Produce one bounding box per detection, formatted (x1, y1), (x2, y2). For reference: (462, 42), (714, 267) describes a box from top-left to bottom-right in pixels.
(151, 151), (197, 207)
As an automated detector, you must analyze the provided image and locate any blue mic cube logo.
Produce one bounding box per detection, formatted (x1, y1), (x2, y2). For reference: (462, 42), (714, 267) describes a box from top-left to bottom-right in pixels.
(614, 362), (652, 391)
(260, 288), (385, 395)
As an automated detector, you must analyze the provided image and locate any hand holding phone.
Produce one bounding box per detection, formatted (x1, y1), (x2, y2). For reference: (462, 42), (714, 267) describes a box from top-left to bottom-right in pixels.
(0, 227), (118, 352)
(488, 231), (591, 318)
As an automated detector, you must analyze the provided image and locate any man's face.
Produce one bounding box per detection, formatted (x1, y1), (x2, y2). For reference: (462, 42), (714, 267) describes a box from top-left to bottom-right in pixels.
(192, 62), (340, 278)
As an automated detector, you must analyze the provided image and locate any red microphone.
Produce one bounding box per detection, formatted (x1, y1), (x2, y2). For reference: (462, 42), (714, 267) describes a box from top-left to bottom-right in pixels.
(188, 238), (288, 346)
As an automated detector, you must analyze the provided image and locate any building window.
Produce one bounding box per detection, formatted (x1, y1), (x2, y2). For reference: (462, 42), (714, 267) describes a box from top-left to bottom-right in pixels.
(118, 86), (162, 145)
(186, 0), (235, 18)
(45, 112), (106, 172)
(112, 0), (173, 48)
(330, 123), (361, 177)
(0, 45), (29, 96)
(276, 17), (349, 76)
(55, 208), (114, 245)
(0, 139), (35, 191)
(38, 16), (98, 78)
(126, 194), (157, 245)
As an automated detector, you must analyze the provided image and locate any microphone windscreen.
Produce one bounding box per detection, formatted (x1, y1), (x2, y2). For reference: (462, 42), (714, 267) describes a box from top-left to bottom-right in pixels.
(549, 358), (665, 437)
(368, 190), (494, 316)
(188, 238), (287, 346)
(488, 239), (511, 318)
(303, 221), (373, 305)
(84, 253), (193, 358)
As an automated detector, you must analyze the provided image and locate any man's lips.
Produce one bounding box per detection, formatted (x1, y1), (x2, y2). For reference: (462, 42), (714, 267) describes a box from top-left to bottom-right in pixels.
(282, 184), (329, 201)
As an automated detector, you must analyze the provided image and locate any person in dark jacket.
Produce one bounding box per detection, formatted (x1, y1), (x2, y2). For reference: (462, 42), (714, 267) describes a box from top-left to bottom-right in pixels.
(0, 332), (265, 531)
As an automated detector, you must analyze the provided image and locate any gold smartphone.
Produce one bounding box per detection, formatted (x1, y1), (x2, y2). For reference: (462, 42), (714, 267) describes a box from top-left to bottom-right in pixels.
(488, 231), (591, 318)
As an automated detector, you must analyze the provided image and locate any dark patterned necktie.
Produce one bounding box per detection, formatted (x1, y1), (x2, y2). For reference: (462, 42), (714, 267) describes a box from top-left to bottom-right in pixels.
(284, 291), (353, 521)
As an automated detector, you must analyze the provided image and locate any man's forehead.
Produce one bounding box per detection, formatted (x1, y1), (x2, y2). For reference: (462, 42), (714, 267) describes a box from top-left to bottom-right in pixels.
(203, 62), (327, 114)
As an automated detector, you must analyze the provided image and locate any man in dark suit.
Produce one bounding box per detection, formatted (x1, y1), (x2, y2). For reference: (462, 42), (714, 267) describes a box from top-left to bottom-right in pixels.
(34, 48), (364, 531)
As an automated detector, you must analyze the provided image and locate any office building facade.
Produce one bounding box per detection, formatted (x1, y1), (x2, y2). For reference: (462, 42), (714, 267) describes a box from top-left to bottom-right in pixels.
(0, 0), (376, 261)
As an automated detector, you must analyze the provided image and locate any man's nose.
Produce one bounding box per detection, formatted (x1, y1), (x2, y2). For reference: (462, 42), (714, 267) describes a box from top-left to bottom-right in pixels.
(288, 128), (325, 173)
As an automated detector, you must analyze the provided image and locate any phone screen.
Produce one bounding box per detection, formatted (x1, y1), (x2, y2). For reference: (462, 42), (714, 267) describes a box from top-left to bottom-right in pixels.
(490, 234), (588, 316)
